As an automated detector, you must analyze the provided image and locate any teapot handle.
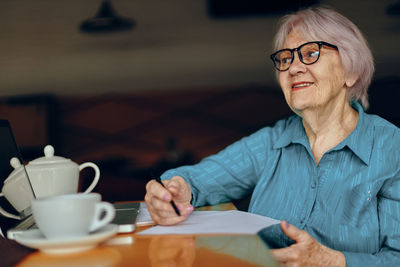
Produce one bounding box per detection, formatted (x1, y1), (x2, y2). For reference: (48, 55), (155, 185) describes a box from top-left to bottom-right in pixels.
(0, 193), (21, 220)
(79, 162), (100, 193)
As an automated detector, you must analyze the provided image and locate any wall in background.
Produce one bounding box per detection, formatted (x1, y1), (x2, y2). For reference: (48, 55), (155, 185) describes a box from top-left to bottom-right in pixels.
(0, 0), (399, 97)
(1, 76), (399, 202)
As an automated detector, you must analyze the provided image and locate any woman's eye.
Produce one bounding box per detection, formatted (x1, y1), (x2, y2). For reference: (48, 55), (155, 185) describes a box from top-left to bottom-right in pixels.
(281, 57), (291, 64)
(306, 50), (319, 58)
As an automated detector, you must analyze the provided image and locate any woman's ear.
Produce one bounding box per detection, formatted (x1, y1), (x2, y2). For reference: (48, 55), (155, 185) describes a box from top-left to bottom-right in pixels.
(345, 74), (358, 88)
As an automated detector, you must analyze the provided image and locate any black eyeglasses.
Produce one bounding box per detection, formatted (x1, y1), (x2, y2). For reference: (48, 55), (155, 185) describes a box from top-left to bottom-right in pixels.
(270, 41), (338, 71)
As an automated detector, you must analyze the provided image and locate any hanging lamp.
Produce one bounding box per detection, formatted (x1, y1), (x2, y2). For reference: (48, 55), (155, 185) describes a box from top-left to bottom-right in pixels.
(80, 0), (135, 33)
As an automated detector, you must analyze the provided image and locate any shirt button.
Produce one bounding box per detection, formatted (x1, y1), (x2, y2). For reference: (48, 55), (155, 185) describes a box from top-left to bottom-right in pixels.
(311, 182), (316, 189)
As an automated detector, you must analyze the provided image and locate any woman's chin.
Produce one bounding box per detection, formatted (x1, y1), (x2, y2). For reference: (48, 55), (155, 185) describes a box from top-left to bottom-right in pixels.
(289, 99), (312, 112)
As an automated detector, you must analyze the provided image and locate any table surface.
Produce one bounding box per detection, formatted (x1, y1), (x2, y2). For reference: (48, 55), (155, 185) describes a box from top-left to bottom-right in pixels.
(16, 203), (278, 267)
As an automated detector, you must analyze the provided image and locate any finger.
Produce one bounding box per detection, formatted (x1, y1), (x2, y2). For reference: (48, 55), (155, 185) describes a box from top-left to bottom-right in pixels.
(176, 203), (194, 217)
(150, 201), (192, 225)
(155, 201), (194, 218)
(145, 190), (177, 220)
(147, 206), (161, 224)
(146, 202), (184, 225)
(146, 193), (193, 223)
(146, 179), (172, 201)
(163, 179), (179, 190)
(163, 177), (185, 196)
(280, 220), (308, 243)
(156, 212), (189, 225)
(150, 198), (173, 213)
(163, 176), (192, 204)
(270, 247), (300, 262)
(155, 260), (177, 267)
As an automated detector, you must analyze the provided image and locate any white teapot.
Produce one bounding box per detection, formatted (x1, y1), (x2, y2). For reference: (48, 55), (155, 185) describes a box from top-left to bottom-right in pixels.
(0, 145), (100, 220)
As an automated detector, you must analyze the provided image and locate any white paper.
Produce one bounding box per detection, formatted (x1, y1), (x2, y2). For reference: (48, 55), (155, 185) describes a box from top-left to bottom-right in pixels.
(137, 210), (280, 235)
(136, 202), (154, 226)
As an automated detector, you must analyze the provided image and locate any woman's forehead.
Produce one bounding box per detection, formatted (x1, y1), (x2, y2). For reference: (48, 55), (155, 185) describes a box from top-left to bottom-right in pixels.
(282, 30), (311, 48)
(282, 25), (328, 49)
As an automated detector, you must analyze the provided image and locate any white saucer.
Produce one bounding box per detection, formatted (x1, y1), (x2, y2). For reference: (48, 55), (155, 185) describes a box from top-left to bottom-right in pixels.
(14, 224), (118, 254)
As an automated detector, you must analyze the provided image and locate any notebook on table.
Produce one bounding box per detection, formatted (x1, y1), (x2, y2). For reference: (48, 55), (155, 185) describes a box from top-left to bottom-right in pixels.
(0, 119), (139, 239)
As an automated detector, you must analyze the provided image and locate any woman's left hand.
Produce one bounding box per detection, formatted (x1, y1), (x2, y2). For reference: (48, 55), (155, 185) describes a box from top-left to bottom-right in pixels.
(270, 221), (346, 267)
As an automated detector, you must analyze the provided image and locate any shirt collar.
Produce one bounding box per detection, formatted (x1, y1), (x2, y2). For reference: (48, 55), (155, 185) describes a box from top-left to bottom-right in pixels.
(273, 116), (309, 149)
(273, 102), (372, 165)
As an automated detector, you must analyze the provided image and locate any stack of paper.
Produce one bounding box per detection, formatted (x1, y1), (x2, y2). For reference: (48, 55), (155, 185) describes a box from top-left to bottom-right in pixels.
(138, 210), (280, 235)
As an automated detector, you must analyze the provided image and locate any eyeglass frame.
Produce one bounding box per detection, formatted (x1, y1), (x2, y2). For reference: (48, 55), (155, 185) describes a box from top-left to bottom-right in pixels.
(270, 41), (339, 71)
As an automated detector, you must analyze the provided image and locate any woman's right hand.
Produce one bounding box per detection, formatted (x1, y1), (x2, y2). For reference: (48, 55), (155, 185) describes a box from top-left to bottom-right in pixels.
(145, 176), (194, 225)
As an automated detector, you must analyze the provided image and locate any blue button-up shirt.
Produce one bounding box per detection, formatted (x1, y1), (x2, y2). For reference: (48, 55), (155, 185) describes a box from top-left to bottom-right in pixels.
(162, 102), (400, 266)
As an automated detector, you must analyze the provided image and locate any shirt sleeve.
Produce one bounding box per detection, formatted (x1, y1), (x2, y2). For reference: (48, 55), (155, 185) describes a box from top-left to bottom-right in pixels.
(161, 127), (273, 207)
(343, 171), (400, 266)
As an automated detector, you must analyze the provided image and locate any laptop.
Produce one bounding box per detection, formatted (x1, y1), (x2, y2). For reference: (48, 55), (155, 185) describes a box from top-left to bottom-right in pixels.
(0, 119), (139, 239)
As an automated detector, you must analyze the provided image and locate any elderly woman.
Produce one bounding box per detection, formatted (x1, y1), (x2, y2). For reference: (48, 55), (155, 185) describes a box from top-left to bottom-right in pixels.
(145, 7), (400, 266)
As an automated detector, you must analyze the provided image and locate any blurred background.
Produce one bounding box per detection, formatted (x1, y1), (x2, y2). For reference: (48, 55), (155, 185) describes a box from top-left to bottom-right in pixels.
(0, 0), (399, 202)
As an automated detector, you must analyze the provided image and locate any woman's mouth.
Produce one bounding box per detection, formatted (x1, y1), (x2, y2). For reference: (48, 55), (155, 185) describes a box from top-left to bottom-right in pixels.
(291, 82), (313, 91)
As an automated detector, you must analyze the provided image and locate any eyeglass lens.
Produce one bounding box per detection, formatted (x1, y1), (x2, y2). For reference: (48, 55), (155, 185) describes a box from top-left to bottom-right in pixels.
(273, 42), (321, 71)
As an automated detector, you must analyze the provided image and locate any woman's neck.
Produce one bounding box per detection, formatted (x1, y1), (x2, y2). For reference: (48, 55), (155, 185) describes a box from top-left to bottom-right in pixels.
(301, 101), (359, 165)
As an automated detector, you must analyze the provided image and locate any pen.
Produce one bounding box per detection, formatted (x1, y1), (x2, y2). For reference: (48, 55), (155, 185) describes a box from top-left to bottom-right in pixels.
(151, 173), (181, 216)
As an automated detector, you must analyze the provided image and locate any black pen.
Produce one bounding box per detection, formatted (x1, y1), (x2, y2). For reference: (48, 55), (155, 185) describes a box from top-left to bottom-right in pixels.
(151, 173), (181, 216)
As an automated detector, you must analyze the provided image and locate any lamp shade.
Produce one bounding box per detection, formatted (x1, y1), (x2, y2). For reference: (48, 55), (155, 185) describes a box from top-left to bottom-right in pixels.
(80, 0), (135, 33)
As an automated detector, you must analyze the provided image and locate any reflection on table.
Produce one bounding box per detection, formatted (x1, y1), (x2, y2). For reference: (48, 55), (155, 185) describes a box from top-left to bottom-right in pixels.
(17, 203), (278, 267)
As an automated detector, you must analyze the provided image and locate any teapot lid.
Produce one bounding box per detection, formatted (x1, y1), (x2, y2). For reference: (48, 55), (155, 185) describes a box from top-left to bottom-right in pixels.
(4, 157), (24, 183)
(29, 145), (71, 165)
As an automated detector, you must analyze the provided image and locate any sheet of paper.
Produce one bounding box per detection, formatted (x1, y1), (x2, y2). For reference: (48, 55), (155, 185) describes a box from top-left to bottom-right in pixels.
(136, 202), (154, 226)
(137, 210), (280, 235)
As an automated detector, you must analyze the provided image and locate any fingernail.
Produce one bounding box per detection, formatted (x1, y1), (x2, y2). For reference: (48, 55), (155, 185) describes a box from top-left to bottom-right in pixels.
(285, 221), (290, 229)
(186, 205), (194, 212)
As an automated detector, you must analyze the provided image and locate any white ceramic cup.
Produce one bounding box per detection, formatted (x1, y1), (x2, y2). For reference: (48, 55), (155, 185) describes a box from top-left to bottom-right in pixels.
(32, 193), (115, 240)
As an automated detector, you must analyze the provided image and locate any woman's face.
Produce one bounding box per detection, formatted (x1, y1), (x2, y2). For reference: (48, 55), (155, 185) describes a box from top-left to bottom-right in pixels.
(278, 31), (350, 115)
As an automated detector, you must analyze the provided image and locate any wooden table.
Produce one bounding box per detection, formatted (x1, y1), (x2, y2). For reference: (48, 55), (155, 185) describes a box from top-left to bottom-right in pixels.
(16, 203), (278, 267)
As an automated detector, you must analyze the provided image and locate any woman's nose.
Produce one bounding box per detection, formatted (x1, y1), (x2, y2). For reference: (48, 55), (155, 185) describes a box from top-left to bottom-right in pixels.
(288, 52), (306, 75)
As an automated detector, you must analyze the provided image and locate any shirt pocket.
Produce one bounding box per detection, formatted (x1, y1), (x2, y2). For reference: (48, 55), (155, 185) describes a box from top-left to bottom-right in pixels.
(338, 182), (378, 228)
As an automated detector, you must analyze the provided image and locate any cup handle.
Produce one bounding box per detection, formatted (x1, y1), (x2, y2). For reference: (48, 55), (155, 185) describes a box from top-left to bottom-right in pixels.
(0, 193), (21, 220)
(89, 202), (116, 232)
(79, 162), (100, 193)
